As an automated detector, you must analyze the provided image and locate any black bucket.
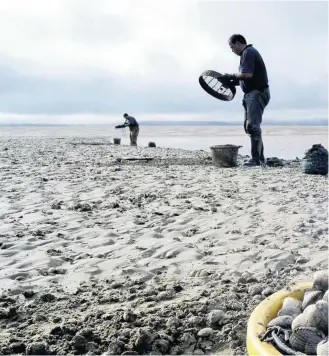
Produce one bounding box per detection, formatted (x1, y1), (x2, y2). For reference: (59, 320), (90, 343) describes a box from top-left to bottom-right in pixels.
(210, 144), (242, 167)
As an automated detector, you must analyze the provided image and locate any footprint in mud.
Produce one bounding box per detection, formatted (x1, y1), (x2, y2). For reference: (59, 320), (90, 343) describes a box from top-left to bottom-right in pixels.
(8, 272), (30, 281)
(0, 249), (19, 258)
(150, 232), (164, 239)
(1, 259), (18, 268)
(140, 245), (164, 258)
(47, 257), (67, 268)
(155, 246), (184, 259)
(139, 231), (165, 240)
(104, 232), (120, 238)
(149, 265), (167, 275)
(26, 236), (39, 242)
(85, 266), (102, 276)
(190, 268), (213, 277)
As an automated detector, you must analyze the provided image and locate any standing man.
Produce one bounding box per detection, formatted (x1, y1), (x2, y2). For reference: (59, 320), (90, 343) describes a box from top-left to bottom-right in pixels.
(115, 113), (139, 146)
(218, 34), (270, 166)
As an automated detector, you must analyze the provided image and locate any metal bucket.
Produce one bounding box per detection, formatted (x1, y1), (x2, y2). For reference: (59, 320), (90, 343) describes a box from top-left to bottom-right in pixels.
(210, 144), (242, 167)
(113, 138), (121, 145)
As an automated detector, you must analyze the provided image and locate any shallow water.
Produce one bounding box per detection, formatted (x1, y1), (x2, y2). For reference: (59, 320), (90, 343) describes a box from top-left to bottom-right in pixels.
(0, 125), (327, 159)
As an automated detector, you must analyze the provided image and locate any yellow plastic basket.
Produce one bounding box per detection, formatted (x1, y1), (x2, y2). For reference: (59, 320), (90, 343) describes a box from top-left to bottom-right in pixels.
(246, 282), (313, 356)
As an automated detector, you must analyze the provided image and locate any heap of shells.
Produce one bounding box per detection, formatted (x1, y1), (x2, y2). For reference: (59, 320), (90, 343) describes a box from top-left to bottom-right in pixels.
(265, 270), (328, 355)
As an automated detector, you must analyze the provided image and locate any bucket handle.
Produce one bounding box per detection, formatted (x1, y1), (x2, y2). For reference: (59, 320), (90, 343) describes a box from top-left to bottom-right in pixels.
(209, 145), (243, 150)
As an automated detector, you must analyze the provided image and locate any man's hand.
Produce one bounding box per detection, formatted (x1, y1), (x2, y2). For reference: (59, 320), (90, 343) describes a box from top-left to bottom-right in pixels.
(217, 73), (238, 88)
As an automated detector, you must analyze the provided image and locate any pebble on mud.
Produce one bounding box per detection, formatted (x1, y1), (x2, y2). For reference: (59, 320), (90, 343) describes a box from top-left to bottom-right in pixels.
(10, 342), (26, 354)
(26, 341), (48, 355)
(207, 310), (226, 326)
(197, 328), (214, 337)
(107, 340), (125, 355)
(248, 285), (263, 296)
(23, 290), (35, 298)
(72, 335), (87, 351)
(262, 287), (274, 296)
(33, 313), (48, 322)
(40, 293), (56, 302)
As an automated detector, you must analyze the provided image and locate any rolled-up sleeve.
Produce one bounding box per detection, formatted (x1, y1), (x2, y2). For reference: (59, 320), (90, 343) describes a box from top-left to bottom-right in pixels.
(240, 50), (255, 74)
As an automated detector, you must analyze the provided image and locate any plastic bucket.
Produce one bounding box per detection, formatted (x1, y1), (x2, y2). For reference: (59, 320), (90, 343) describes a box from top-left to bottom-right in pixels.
(210, 144), (242, 167)
(246, 282), (312, 356)
(113, 138), (121, 145)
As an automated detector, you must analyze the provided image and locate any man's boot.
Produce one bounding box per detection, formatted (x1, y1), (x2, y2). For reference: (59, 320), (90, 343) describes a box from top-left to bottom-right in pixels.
(244, 135), (262, 166)
(259, 137), (265, 164)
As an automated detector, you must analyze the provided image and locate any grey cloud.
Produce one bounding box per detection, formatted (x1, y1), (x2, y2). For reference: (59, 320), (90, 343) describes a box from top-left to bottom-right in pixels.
(0, 63), (326, 117)
(0, 0), (327, 122)
(67, 10), (133, 45)
(198, 1), (328, 35)
(1, 1), (328, 120)
(269, 1), (328, 35)
(145, 52), (184, 75)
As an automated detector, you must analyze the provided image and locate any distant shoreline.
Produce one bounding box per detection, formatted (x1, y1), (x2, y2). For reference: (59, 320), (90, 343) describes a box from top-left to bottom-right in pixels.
(0, 121), (328, 127)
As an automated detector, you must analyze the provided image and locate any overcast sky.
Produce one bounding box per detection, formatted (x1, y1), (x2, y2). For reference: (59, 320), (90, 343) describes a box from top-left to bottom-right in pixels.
(0, 0), (328, 124)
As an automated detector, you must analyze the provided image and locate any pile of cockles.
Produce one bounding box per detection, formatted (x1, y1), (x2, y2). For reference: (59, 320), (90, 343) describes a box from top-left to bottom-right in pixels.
(261, 270), (328, 355)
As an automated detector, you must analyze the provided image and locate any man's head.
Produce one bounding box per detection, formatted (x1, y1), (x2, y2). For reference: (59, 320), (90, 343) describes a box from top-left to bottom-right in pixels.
(228, 34), (247, 56)
(123, 113), (128, 118)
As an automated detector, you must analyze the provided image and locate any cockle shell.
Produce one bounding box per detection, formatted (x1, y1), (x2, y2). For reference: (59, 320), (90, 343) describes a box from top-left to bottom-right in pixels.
(314, 300), (328, 334)
(291, 304), (317, 331)
(277, 306), (300, 318)
(305, 338), (323, 356)
(289, 326), (325, 354)
(302, 289), (323, 310)
(317, 339), (328, 356)
(282, 297), (302, 310)
(267, 315), (293, 329)
(278, 297), (302, 318)
(313, 270), (328, 292)
(323, 290), (328, 303)
(291, 302), (328, 333)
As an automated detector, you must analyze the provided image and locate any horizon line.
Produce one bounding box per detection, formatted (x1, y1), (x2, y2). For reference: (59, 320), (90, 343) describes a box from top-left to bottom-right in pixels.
(0, 121), (328, 127)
